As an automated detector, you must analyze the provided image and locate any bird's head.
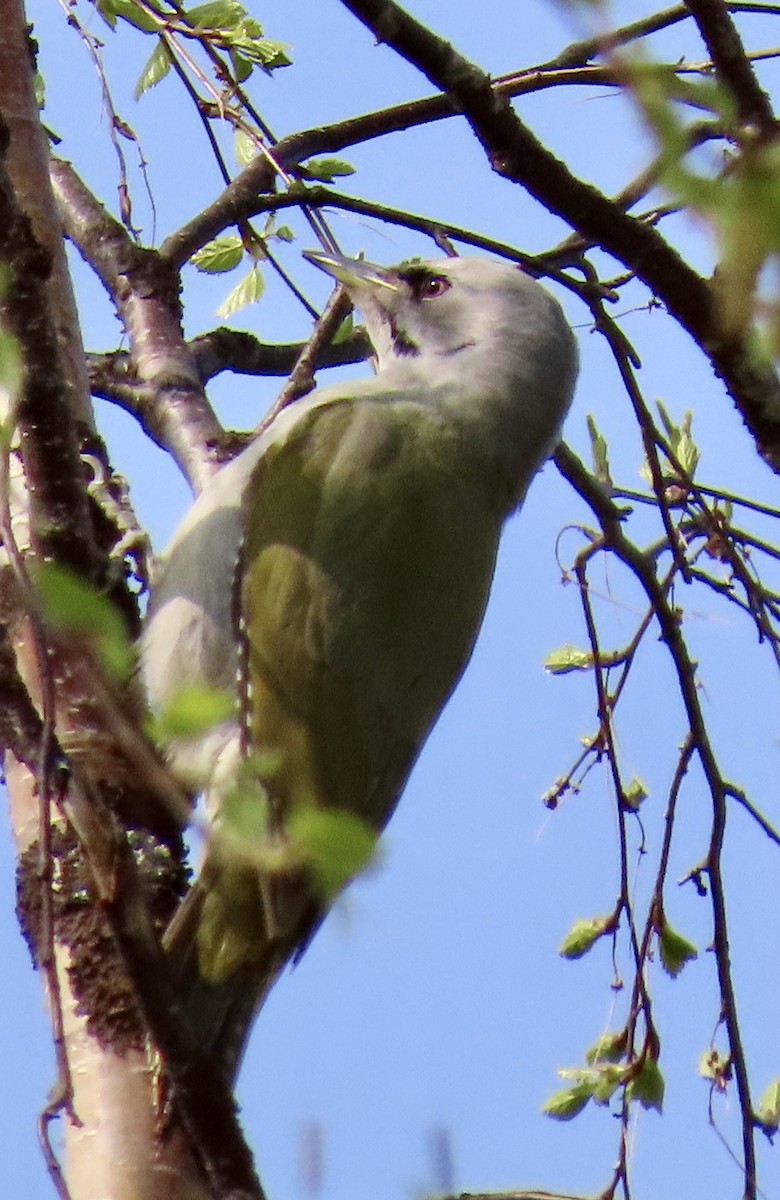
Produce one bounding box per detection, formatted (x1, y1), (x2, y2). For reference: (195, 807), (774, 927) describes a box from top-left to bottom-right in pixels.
(304, 251), (577, 500)
(304, 250), (576, 399)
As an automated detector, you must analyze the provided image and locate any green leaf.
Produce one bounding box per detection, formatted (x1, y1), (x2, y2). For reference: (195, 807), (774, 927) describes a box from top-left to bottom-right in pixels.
(134, 40), (173, 99)
(0, 328), (23, 400)
(543, 644), (593, 675)
(658, 918), (698, 979)
(542, 1083), (592, 1121)
(586, 414), (612, 488)
(229, 48), (254, 83)
(274, 225), (294, 243)
(155, 685), (235, 741)
(228, 35), (291, 70)
(586, 1029), (628, 1065)
(234, 127), (258, 167)
(95, 0), (160, 32)
(591, 1063), (626, 1104)
(181, 2), (291, 73)
(33, 562), (133, 681)
(186, 0), (240, 28)
(216, 264), (264, 316)
(220, 774), (270, 844)
(698, 1048), (731, 1088)
(640, 401), (700, 487)
(286, 807), (377, 896)
(332, 312), (354, 345)
(757, 1077), (780, 1129)
(559, 914), (614, 960)
(623, 777), (648, 811)
(627, 1055), (665, 1113)
(657, 402), (699, 476)
(300, 156), (356, 182)
(191, 233), (244, 274)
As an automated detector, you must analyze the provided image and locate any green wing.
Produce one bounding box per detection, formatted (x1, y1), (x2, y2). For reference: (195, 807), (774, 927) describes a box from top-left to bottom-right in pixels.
(184, 391), (505, 989)
(241, 394), (502, 831)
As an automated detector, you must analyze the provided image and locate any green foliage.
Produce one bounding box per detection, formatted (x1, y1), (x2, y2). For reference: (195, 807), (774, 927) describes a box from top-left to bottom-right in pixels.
(657, 400), (699, 478)
(32, 561), (133, 681)
(542, 1082), (593, 1121)
(191, 223), (293, 312)
(191, 234), (245, 275)
(628, 60), (780, 345)
(544, 643), (593, 674)
(558, 913), (615, 960)
(220, 769), (272, 847)
(544, 643), (627, 675)
(698, 1048), (731, 1090)
(212, 752), (377, 894)
(622, 777), (648, 811)
(134, 40), (173, 100)
(0, 327), (22, 402)
(94, 0), (159, 34)
(263, 215), (294, 243)
(756, 1077), (780, 1130)
(586, 413), (612, 489)
(543, 1063), (626, 1121)
(300, 157), (356, 183)
(586, 1029), (628, 1065)
(287, 807), (378, 897)
(216, 263), (265, 317)
(184, 1), (291, 74)
(626, 1054), (665, 1113)
(154, 684), (235, 740)
(97, 0), (290, 101)
(657, 916), (698, 979)
(234, 127), (259, 166)
(640, 401), (699, 487)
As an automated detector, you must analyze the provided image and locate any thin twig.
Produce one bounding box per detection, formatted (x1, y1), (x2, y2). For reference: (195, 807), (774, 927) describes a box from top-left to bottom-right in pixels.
(555, 443), (758, 1200)
(256, 280), (354, 434)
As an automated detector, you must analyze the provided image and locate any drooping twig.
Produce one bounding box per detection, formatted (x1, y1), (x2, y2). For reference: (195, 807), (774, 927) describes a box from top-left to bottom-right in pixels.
(555, 443), (758, 1200)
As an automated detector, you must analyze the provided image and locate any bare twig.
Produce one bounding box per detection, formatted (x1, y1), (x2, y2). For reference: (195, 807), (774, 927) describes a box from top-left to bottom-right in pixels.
(257, 279), (353, 432)
(555, 443), (759, 1200)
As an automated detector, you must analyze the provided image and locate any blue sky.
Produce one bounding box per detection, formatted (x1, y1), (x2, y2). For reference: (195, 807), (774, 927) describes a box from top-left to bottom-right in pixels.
(4, 1), (780, 1198)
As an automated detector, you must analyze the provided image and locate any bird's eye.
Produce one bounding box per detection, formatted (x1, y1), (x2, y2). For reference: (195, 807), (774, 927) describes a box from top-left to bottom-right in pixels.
(420, 275), (450, 300)
(403, 270), (451, 301)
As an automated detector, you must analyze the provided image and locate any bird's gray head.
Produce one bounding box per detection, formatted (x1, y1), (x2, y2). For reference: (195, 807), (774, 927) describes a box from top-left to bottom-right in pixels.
(306, 251), (574, 375)
(305, 251), (578, 499)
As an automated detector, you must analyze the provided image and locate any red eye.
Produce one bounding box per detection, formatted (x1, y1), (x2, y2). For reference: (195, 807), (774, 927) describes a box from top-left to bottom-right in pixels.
(402, 268), (453, 301)
(423, 275), (450, 299)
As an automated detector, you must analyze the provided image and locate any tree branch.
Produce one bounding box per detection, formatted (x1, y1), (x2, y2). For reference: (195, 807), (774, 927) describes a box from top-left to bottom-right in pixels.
(336, 0), (780, 472)
(684, 0), (777, 135)
(50, 158), (229, 493)
(542, 1), (780, 68)
(158, 3), (780, 265)
(0, 124), (100, 574)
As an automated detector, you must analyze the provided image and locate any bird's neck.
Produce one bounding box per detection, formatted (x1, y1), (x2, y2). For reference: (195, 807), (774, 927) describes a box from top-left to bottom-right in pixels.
(378, 338), (570, 512)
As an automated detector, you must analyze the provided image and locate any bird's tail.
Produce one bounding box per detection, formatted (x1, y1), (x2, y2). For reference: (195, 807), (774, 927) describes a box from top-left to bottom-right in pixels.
(163, 866), (320, 1081)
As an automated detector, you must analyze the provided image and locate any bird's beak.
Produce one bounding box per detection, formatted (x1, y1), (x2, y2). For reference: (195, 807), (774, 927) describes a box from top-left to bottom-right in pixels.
(303, 250), (400, 292)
